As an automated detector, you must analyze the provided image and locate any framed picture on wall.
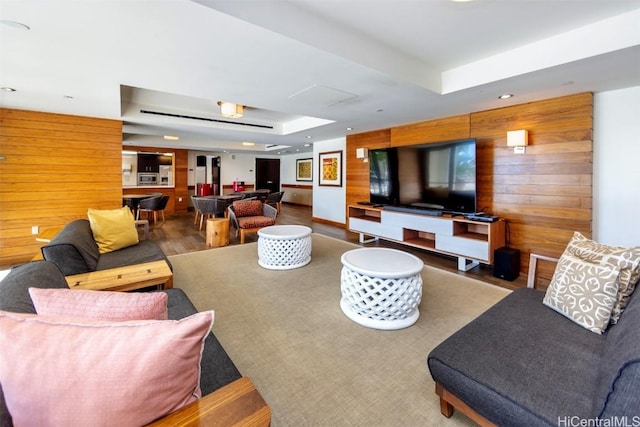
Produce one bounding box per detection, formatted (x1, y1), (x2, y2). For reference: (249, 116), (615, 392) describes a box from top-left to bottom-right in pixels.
(318, 151), (342, 187)
(296, 158), (313, 182)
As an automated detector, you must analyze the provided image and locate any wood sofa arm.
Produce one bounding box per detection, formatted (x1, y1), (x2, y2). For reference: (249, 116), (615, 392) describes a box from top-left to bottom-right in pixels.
(526, 253), (559, 289)
(147, 377), (271, 427)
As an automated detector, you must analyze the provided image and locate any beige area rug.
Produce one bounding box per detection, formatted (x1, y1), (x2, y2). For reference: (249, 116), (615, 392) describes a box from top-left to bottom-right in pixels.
(169, 234), (510, 427)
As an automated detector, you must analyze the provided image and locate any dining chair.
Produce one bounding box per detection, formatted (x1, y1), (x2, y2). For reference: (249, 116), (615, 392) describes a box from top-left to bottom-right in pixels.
(196, 197), (228, 230)
(266, 191), (285, 213)
(192, 195), (202, 227)
(137, 195), (170, 225)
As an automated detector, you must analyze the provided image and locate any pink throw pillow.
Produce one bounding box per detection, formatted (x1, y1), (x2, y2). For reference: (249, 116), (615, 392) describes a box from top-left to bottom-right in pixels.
(29, 287), (168, 321)
(0, 310), (214, 426)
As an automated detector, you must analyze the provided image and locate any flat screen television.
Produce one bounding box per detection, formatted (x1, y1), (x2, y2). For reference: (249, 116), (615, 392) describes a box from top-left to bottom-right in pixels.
(368, 147), (398, 205)
(368, 138), (477, 214)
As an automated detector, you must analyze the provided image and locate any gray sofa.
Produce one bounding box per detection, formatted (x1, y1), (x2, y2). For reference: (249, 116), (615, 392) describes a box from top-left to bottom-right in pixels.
(41, 219), (171, 276)
(427, 287), (640, 425)
(0, 260), (242, 426)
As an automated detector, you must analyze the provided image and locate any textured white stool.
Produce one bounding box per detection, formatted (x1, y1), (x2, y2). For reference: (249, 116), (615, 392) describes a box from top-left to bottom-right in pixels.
(258, 225), (312, 270)
(340, 248), (423, 330)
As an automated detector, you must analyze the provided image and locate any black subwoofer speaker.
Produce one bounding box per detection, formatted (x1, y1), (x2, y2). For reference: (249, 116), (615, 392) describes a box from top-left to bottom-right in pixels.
(493, 247), (520, 281)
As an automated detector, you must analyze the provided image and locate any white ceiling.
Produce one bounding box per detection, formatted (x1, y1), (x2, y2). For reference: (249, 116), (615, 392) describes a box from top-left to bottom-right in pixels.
(1, 0), (639, 155)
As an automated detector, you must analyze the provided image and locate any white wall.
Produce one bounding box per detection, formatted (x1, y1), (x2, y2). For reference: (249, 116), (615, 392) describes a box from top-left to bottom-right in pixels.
(187, 151), (278, 187)
(281, 152), (314, 184)
(121, 153), (138, 187)
(593, 86), (640, 247)
(312, 137), (346, 224)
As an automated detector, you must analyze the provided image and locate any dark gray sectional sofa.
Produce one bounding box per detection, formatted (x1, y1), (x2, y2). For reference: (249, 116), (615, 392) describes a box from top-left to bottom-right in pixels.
(0, 260), (242, 426)
(40, 219), (171, 275)
(428, 287), (640, 425)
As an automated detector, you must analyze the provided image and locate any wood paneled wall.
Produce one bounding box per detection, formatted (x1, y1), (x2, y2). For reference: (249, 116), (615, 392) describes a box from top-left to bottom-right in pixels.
(346, 129), (391, 205)
(0, 109), (122, 266)
(346, 93), (593, 287)
(0, 111), (191, 266)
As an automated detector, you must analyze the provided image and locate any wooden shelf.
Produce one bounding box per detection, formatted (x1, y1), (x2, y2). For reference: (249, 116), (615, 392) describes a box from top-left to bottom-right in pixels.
(349, 206), (382, 223)
(403, 238), (436, 250)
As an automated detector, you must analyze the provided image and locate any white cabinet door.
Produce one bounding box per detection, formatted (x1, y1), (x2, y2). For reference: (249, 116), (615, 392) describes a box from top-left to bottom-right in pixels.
(382, 211), (453, 235)
(436, 235), (489, 262)
(349, 218), (404, 240)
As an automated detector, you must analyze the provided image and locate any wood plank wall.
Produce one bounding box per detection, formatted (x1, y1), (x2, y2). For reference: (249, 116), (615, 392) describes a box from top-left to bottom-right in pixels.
(0, 108), (123, 266)
(0, 111), (190, 266)
(346, 93), (593, 287)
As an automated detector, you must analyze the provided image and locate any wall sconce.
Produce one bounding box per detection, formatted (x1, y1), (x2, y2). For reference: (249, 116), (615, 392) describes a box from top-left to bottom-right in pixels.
(356, 147), (368, 162)
(507, 130), (528, 154)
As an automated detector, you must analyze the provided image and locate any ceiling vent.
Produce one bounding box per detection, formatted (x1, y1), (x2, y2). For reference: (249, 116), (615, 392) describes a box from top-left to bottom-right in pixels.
(265, 144), (291, 151)
(139, 109), (273, 130)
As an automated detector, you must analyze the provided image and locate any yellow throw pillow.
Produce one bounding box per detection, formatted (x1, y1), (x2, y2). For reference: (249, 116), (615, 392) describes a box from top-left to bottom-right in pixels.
(87, 207), (139, 254)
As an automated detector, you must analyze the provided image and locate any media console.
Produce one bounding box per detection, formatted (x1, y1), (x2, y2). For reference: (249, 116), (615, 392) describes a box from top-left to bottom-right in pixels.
(347, 205), (506, 271)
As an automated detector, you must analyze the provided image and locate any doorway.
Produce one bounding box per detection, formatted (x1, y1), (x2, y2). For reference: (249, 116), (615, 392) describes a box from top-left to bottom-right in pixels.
(255, 158), (280, 193)
(210, 156), (221, 195)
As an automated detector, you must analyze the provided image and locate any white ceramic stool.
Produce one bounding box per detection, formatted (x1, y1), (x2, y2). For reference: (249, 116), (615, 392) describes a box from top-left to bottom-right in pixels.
(258, 225), (312, 270)
(340, 248), (423, 330)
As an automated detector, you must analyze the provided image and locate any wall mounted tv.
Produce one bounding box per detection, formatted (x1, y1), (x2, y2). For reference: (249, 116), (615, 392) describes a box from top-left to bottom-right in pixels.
(368, 138), (477, 214)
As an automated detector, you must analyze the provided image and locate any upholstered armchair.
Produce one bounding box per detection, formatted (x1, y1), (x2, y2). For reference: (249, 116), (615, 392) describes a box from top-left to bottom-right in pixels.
(228, 200), (277, 244)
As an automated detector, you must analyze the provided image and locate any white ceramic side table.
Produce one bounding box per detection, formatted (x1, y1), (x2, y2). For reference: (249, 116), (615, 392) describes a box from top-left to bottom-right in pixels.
(340, 248), (423, 330)
(257, 225), (312, 270)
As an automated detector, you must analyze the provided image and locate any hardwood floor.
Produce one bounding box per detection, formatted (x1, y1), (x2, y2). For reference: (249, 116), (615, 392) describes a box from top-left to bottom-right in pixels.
(150, 203), (526, 291)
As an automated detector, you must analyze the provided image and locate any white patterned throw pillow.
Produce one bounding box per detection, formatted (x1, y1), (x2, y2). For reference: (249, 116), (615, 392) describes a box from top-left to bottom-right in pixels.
(543, 254), (619, 334)
(564, 232), (640, 324)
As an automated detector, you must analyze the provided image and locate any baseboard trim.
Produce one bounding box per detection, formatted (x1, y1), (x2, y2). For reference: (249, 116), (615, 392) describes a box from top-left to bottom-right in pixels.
(312, 216), (345, 229)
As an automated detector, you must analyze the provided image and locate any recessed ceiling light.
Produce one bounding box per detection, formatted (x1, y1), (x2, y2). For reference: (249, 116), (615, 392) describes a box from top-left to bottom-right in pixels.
(304, 143), (311, 147)
(346, 127), (353, 131)
(1, 87), (16, 92)
(163, 135), (179, 141)
(242, 142), (255, 146)
(498, 94), (514, 99)
(306, 135), (312, 139)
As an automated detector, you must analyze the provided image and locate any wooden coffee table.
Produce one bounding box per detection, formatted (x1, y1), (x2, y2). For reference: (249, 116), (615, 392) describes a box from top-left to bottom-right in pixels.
(65, 260), (173, 292)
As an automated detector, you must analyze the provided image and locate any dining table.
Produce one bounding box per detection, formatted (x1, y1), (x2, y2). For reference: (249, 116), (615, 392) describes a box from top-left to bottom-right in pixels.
(122, 194), (154, 217)
(204, 195), (244, 202)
